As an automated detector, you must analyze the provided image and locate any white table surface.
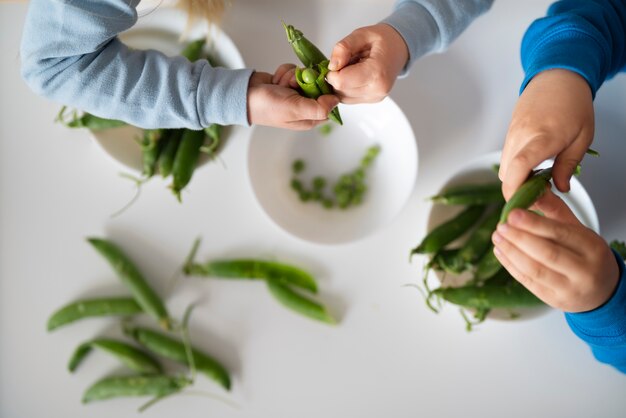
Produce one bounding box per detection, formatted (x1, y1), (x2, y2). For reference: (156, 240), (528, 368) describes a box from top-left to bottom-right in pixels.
(2, 1), (626, 417)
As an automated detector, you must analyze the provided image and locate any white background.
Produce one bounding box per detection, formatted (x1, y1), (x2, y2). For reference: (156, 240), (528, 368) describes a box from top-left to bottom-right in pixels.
(2, 1), (626, 417)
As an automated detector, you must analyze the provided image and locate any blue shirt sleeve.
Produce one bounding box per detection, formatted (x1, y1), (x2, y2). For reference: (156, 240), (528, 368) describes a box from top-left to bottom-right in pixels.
(20, 0), (253, 129)
(380, 0), (494, 74)
(520, 0), (626, 96)
(565, 251), (626, 373)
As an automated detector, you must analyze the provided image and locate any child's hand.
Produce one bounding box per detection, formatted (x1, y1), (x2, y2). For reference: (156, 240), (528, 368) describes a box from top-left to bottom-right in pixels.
(247, 71), (338, 130)
(499, 69), (594, 200)
(491, 190), (619, 313)
(325, 23), (408, 104)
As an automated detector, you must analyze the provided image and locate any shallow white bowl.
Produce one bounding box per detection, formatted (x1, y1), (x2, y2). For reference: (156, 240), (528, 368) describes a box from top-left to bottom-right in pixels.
(90, 7), (245, 172)
(424, 151), (599, 320)
(247, 97), (418, 245)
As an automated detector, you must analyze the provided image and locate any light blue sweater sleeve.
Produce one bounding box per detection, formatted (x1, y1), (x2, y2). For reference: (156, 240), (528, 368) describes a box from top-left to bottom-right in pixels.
(381, 0), (494, 73)
(20, 0), (254, 129)
(565, 252), (626, 374)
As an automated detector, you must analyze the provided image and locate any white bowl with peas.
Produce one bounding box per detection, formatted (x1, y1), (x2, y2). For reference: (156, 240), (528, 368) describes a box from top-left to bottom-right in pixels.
(247, 97), (418, 245)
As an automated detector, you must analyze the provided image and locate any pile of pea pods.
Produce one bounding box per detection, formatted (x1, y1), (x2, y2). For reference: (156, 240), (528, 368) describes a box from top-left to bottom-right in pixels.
(411, 168), (555, 330)
(48, 237), (334, 410)
(55, 39), (225, 203)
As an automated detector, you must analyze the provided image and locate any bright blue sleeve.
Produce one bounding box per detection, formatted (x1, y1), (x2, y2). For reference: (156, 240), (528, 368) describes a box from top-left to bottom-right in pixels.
(565, 251), (626, 373)
(380, 0), (494, 74)
(20, 0), (254, 129)
(520, 0), (626, 96)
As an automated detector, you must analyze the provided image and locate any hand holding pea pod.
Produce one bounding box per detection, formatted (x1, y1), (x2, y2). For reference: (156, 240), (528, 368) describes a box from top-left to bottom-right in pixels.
(282, 22), (342, 124)
(499, 69), (594, 200)
(325, 23), (408, 104)
(492, 190), (619, 313)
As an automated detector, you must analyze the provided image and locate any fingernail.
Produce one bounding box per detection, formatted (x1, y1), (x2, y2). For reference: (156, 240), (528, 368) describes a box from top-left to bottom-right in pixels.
(492, 231), (503, 244)
(497, 223), (510, 235)
(329, 60), (338, 71)
(493, 246), (502, 257)
(507, 210), (523, 224)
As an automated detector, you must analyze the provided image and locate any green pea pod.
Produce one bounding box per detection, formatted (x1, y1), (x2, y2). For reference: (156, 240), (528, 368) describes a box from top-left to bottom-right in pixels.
(458, 204), (503, 265)
(473, 245), (503, 282)
(125, 326), (231, 390)
(171, 129), (206, 202)
(610, 240), (626, 260)
(283, 22), (327, 67)
(430, 183), (504, 205)
(88, 238), (171, 330)
(181, 39), (206, 61)
(500, 167), (553, 224)
(69, 338), (162, 374)
(47, 297), (142, 331)
(432, 271), (543, 309)
(185, 258), (318, 293)
(266, 279), (335, 324)
(82, 375), (190, 403)
(63, 112), (127, 130)
(204, 124), (222, 144)
(296, 67), (323, 97)
(157, 129), (184, 178)
(141, 129), (165, 178)
(428, 248), (466, 275)
(316, 61), (342, 125)
(412, 205), (486, 256)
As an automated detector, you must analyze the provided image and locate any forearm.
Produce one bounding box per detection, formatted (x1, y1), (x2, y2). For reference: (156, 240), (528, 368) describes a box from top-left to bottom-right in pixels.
(20, 0), (252, 129)
(380, 0), (494, 73)
(520, 0), (626, 96)
(565, 251), (626, 373)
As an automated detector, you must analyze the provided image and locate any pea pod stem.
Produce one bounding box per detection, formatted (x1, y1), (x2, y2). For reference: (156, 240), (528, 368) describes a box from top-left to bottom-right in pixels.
(68, 338), (162, 374)
(88, 238), (171, 330)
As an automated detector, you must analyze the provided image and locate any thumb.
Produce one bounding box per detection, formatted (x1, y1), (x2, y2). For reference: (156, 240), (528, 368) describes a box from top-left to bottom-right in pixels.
(328, 29), (369, 71)
(552, 135), (592, 193)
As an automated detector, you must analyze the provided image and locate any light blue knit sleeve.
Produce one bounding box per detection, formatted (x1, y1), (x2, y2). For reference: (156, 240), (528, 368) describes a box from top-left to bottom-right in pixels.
(20, 0), (254, 129)
(381, 0), (494, 73)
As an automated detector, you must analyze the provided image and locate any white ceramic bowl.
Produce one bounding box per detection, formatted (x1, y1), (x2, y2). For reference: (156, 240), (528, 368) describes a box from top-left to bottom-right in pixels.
(90, 7), (245, 172)
(247, 97), (418, 245)
(424, 151), (599, 320)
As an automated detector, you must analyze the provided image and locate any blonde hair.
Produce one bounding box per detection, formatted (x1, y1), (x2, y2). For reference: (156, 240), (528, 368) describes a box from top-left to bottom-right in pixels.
(177, 0), (227, 29)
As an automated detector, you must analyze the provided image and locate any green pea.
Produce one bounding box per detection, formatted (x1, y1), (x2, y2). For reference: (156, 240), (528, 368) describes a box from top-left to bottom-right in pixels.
(312, 176), (326, 190)
(302, 68), (320, 84)
(292, 159), (305, 174)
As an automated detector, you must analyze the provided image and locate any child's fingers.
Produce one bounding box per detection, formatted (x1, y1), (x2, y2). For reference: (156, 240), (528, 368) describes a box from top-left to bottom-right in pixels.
(326, 61), (371, 92)
(328, 29), (370, 71)
(277, 68), (297, 88)
(494, 223), (583, 276)
(491, 246), (557, 305)
(287, 94), (338, 122)
(552, 134), (592, 193)
(285, 119), (324, 131)
(506, 208), (583, 253)
(533, 190), (580, 226)
(272, 64), (296, 84)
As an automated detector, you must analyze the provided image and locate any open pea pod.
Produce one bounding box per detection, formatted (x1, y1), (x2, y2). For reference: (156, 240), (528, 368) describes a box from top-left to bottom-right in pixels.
(294, 62), (342, 125)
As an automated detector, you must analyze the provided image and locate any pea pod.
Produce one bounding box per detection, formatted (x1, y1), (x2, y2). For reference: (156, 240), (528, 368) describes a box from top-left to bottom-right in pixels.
(157, 129), (184, 178)
(57, 107), (127, 130)
(431, 271), (543, 309)
(458, 204), (503, 265)
(88, 238), (171, 330)
(473, 244), (502, 282)
(610, 240), (626, 260)
(180, 39), (206, 61)
(68, 338), (162, 374)
(82, 375), (190, 404)
(141, 129), (165, 178)
(500, 167), (552, 224)
(430, 183), (503, 205)
(411, 205), (486, 255)
(125, 326), (231, 390)
(266, 279), (335, 324)
(47, 297), (142, 331)
(283, 22), (326, 67)
(428, 248), (466, 275)
(171, 129), (205, 202)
